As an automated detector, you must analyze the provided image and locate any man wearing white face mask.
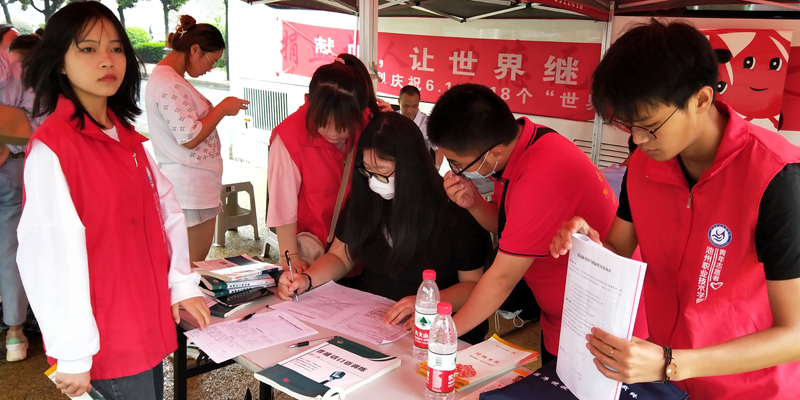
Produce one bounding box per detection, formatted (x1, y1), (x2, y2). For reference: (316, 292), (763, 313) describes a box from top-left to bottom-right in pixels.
(428, 84), (638, 364)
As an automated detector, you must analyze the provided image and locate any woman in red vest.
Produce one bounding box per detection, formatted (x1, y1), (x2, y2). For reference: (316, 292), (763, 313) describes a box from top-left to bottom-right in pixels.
(267, 54), (389, 270)
(17, 3), (209, 399)
(277, 112), (492, 343)
(550, 20), (800, 399)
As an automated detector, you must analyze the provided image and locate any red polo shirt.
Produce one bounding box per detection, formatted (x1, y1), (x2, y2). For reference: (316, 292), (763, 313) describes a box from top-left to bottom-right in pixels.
(494, 117), (641, 356)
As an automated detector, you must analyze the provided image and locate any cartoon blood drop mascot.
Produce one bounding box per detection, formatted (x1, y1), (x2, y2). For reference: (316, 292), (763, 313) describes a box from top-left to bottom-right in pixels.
(706, 29), (792, 130)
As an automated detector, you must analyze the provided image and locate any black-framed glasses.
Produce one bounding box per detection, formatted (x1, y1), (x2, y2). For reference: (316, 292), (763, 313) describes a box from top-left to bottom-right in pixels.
(358, 165), (395, 184)
(447, 142), (501, 176)
(611, 107), (679, 140)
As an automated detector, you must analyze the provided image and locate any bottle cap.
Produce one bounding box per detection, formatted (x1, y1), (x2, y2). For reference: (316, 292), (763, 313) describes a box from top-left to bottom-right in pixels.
(437, 302), (452, 315)
(423, 269), (436, 281)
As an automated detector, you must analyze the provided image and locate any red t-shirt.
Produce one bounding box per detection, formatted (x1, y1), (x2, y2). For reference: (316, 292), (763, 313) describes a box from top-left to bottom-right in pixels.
(493, 118), (629, 355)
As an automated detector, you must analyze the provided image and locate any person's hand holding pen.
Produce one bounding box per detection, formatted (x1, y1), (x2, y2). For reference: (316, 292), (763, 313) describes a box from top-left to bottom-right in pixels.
(277, 271), (309, 301)
(278, 251), (309, 301)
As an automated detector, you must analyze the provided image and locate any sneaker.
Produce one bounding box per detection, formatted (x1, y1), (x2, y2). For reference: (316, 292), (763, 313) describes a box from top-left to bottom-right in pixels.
(6, 335), (28, 362)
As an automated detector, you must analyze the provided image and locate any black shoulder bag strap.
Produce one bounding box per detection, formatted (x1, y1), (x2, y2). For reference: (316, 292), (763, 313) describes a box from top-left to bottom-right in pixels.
(497, 125), (555, 239)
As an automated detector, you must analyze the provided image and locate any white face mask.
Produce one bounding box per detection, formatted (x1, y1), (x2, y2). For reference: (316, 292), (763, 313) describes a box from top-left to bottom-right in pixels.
(462, 152), (498, 180)
(368, 176), (395, 200)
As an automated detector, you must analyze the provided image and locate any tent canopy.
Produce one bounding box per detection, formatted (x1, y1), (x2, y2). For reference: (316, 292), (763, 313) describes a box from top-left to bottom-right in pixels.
(244, 0), (800, 21)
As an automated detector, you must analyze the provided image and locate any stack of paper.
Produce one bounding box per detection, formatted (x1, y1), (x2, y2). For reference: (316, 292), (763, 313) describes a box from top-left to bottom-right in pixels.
(184, 310), (318, 363)
(416, 334), (538, 392)
(556, 234), (647, 400)
(270, 282), (410, 345)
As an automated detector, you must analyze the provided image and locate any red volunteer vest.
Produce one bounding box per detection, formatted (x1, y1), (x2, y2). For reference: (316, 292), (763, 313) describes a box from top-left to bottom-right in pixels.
(24, 97), (176, 379)
(269, 102), (361, 246)
(628, 102), (800, 399)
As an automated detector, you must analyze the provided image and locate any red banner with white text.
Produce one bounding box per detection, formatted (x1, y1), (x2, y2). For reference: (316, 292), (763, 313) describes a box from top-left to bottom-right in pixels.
(281, 21), (601, 121)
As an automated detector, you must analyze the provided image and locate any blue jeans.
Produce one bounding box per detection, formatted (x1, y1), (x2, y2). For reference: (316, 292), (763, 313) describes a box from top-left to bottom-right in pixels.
(92, 361), (164, 400)
(0, 157), (27, 327)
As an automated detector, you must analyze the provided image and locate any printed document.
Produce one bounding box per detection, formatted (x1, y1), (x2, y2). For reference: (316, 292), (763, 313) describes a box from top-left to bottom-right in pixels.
(184, 310), (318, 363)
(557, 234), (647, 400)
(271, 281), (411, 345)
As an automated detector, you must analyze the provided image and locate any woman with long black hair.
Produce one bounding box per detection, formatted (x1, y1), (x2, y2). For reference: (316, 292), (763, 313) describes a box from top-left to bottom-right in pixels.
(278, 112), (491, 341)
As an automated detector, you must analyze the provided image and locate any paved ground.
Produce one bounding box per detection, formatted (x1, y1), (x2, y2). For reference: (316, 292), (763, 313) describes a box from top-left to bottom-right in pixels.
(1, 67), (543, 399)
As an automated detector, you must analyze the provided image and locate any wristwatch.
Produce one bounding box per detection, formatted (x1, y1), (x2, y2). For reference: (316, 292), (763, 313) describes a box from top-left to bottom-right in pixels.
(662, 345), (677, 383)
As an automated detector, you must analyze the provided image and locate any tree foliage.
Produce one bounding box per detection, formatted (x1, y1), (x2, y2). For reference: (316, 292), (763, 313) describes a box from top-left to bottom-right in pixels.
(134, 41), (165, 63)
(116, 0), (138, 29)
(126, 26), (150, 47)
(19, 0), (67, 22)
(159, 0), (189, 40)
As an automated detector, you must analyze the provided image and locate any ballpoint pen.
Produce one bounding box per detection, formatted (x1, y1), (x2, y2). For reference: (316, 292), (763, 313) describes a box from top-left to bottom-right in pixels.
(285, 250), (300, 301)
(238, 312), (255, 323)
(288, 336), (336, 348)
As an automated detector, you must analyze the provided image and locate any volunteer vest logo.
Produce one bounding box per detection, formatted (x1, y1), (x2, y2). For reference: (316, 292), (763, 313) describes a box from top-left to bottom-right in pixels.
(708, 224), (732, 248)
(696, 224), (731, 303)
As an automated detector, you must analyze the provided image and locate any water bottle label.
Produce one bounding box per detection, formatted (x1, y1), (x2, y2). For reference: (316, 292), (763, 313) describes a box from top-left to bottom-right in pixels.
(413, 311), (435, 348)
(426, 352), (457, 393)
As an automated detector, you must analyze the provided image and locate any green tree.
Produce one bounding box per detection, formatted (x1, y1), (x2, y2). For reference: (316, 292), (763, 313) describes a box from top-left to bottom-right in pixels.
(19, 0), (68, 22)
(1, 0), (19, 25)
(116, 0), (138, 29)
(159, 0), (188, 42)
(210, 15), (226, 70)
(126, 26), (150, 46)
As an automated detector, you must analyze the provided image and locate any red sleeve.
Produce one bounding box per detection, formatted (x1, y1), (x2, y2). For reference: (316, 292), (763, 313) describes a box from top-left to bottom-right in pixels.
(498, 174), (576, 258)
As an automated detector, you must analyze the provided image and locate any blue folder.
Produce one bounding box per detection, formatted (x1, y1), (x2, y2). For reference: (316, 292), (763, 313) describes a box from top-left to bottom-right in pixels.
(479, 360), (689, 400)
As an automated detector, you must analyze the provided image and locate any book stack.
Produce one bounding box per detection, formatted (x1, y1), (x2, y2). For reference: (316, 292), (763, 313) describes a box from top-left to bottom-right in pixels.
(417, 334), (538, 393)
(194, 255), (282, 318)
(255, 336), (401, 400)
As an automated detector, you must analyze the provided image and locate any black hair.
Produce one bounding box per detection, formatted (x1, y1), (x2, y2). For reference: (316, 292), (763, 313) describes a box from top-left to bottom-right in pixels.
(628, 136), (637, 153)
(427, 83), (519, 155)
(167, 15), (225, 54)
(22, 2), (142, 129)
(305, 53), (379, 138)
(398, 85), (420, 99)
(592, 19), (718, 123)
(339, 112), (446, 274)
(35, 28), (45, 37)
(338, 53), (380, 117)
(9, 34), (41, 53)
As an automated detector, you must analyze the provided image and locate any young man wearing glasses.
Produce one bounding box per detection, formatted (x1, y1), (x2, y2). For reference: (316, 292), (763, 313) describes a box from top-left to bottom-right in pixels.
(550, 20), (800, 400)
(427, 83), (640, 364)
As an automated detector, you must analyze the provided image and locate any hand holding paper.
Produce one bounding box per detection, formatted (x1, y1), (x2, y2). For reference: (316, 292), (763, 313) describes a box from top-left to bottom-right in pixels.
(549, 216), (603, 258)
(556, 233), (647, 400)
(586, 327), (665, 384)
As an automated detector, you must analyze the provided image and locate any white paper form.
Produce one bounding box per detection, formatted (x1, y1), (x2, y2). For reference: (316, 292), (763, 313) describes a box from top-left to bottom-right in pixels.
(271, 281), (411, 345)
(184, 310), (318, 363)
(557, 234), (647, 400)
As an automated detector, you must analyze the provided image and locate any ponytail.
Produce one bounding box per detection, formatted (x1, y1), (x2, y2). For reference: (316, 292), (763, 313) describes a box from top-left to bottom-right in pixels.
(167, 15), (224, 53)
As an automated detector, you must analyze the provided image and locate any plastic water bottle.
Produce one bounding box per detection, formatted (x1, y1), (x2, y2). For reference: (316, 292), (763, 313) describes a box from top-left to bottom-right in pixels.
(426, 302), (458, 400)
(413, 269), (440, 360)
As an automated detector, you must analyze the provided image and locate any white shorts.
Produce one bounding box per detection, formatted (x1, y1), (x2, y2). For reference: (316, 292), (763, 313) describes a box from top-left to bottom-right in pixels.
(183, 206), (220, 228)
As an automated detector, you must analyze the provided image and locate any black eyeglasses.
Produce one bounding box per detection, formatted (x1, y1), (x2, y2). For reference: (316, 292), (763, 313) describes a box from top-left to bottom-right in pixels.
(358, 165), (395, 184)
(611, 108), (679, 140)
(447, 142), (501, 176)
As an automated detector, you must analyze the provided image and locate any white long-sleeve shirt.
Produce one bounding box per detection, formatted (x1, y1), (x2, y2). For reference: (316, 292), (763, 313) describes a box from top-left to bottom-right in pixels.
(17, 127), (203, 374)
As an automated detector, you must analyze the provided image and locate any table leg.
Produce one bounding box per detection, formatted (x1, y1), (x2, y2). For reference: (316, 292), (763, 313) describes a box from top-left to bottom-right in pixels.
(258, 382), (274, 400)
(174, 328), (189, 400)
